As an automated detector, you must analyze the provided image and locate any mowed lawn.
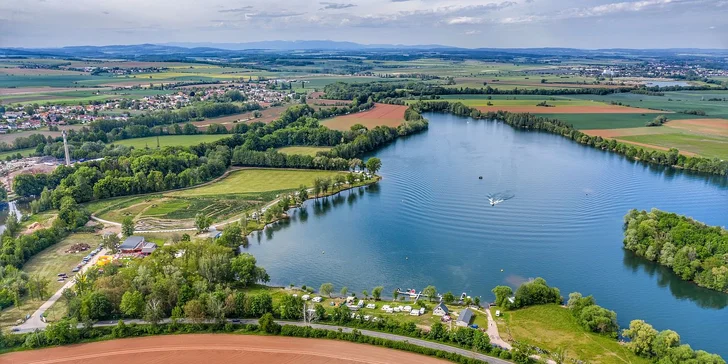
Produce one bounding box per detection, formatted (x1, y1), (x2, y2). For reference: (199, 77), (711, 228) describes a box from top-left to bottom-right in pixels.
(275, 146), (331, 156)
(493, 305), (649, 364)
(172, 168), (348, 196)
(113, 135), (229, 149)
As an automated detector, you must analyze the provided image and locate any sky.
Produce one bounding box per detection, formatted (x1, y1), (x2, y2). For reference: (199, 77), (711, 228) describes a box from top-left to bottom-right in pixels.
(1, 0), (727, 49)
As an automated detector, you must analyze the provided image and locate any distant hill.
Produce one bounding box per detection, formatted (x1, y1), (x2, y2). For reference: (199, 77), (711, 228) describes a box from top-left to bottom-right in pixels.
(162, 40), (455, 50)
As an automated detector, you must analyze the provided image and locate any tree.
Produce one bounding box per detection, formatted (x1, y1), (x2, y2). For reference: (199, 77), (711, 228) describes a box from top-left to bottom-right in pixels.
(362, 290), (368, 299)
(278, 295), (303, 320)
(0, 185), (7, 202)
(492, 286), (514, 308)
(120, 291), (144, 318)
(121, 217), (134, 237)
(393, 289), (399, 301)
(319, 282), (334, 297)
(259, 312), (280, 334)
(349, 158), (363, 172)
(442, 291), (455, 304)
(423, 285), (437, 302)
(144, 298), (164, 325)
(80, 291), (112, 320)
(103, 234), (120, 254)
(365, 157), (382, 175)
(334, 174), (346, 194)
(340, 286), (348, 297)
(184, 299), (206, 324)
(623, 320), (658, 357)
(297, 185), (309, 204)
(218, 222), (244, 247)
(195, 213), (212, 233)
(231, 253), (269, 286)
(372, 286), (383, 300)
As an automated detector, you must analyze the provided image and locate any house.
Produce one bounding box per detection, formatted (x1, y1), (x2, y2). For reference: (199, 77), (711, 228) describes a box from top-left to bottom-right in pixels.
(141, 242), (157, 255)
(433, 302), (450, 316)
(119, 236), (145, 253)
(456, 308), (474, 327)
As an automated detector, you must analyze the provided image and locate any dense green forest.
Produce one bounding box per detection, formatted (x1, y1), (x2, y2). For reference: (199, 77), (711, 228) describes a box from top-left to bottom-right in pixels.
(623, 209), (728, 292)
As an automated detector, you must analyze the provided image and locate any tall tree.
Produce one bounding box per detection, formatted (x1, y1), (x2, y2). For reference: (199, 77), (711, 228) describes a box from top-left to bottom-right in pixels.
(121, 217), (134, 237)
(365, 157), (382, 175)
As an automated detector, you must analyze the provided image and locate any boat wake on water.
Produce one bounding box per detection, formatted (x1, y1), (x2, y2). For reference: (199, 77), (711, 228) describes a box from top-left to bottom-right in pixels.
(487, 191), (515, 206)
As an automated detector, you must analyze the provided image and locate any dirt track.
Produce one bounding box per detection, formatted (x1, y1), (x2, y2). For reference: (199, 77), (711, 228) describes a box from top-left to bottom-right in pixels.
(475, 105), (665, 114)
(1, 334), (451, 364)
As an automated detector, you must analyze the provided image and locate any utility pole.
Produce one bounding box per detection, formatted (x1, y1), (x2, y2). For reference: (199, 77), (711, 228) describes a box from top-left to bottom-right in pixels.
(62, 130), (70, 166)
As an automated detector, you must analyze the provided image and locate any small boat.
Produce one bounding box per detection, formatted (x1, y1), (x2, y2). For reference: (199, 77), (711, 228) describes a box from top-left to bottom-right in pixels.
(478, 176), (483, 179)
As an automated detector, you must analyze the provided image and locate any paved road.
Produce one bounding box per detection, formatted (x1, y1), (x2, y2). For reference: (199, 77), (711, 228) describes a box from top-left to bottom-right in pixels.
(13, 248), (108, 332)
(12, 318), (509, 364)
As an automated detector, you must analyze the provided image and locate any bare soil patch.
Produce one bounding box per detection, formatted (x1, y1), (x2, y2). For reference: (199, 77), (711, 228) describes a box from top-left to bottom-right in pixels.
(324, 103), (407, 130)
(475, 105), (666, 114)
(665, 118), (728, 137)
(0, 334), (450, 364)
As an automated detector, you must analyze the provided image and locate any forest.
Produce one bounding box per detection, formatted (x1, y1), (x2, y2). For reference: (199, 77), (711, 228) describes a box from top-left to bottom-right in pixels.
(623, 209), (728, 293)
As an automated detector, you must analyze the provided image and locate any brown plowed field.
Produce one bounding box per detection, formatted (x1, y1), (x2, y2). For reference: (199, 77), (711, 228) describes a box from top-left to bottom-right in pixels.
(475, 105), (666, 114)
(324, 103), (407, 130)
(665, 118), (728, 137)
(1, 334), (450, 364)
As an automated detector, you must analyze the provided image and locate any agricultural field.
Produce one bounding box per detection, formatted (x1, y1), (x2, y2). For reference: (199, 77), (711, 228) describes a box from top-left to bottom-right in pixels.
(0, 88), (176, 106)
(275, 146), (332, 156)
(434, 97), (664, 114)
(568, 91), (728, 119)
(583, 118), (728, 158)
(323, 103), (407, 131)
(192, 105), (288, 128)
(539, 112), (703, 130)
(492, 305), (649, 364)
(112, 134), (229, 149)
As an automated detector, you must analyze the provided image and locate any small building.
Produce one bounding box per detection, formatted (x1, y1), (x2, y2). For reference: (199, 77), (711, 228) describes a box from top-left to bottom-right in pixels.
(119, 236), (146, 253)
(456, 308), (474, 327)
(141, 242), (157, 255)
(433, 302), (450, 316)
(410, 310), (420, 316)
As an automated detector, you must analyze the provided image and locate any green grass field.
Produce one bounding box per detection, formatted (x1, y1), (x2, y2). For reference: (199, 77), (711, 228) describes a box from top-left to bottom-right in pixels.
(492, 305), (649, 364)
(436, 98), (603, 107)
(275, 146), (332, 156)
(173, 169), (347, 196)
(618, 133), (728, 160)
(568, 91), (728, 118)
(113, 134), (229, 149)
(0, 147), (36, 160)
(0, 233), (100, 329)
(540, 113), (703, 130)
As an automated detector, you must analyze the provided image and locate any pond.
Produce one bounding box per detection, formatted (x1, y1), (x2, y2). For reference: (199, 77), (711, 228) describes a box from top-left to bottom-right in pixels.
(243, 113), (728, 356)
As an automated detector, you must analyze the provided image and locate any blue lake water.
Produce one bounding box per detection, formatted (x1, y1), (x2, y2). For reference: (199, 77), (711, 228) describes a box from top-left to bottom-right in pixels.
(243, 113), (728, 356)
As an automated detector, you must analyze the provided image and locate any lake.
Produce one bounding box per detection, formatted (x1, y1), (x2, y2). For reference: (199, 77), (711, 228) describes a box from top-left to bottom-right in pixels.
(243, 113), (728, 356)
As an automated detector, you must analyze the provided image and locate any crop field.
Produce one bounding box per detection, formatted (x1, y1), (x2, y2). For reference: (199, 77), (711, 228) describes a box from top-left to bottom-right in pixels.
(192, 106), (288, 128)
(568, 91), (728, 118)
(323, 103), (407, 130)
(275, 146), (332, 156)
(112, 134), (229, 149)
(492, 305), (649, 364)
(582, 118), (728, 158)
(540, 112), (703, 130)
(172, 168), (347, 196)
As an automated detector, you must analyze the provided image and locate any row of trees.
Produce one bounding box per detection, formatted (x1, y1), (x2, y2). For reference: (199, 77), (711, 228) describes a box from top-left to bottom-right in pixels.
(623, 320), (724, 363)
(566, 292), (619, 337)
(623, 209), (728, 292)
(410, 101), (728, 176)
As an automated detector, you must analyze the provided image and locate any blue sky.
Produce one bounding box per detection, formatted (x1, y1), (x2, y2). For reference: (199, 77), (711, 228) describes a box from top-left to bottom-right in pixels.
(1, 0), (726, 48)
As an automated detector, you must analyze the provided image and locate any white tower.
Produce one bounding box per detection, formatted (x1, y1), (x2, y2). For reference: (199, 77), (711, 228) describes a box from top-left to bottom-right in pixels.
(62, 130), (70, 166)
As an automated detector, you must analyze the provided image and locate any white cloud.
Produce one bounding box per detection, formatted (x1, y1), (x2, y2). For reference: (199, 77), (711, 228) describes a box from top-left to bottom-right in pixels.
(464, 29), (481, 35)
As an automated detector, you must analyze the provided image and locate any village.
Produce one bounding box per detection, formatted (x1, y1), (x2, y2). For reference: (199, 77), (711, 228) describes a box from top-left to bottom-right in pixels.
(0, 80), (299, 132)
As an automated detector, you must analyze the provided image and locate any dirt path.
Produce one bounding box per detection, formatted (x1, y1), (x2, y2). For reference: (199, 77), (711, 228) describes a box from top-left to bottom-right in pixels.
(477, 308), (512, 350)
(1, 334), (453, 364)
